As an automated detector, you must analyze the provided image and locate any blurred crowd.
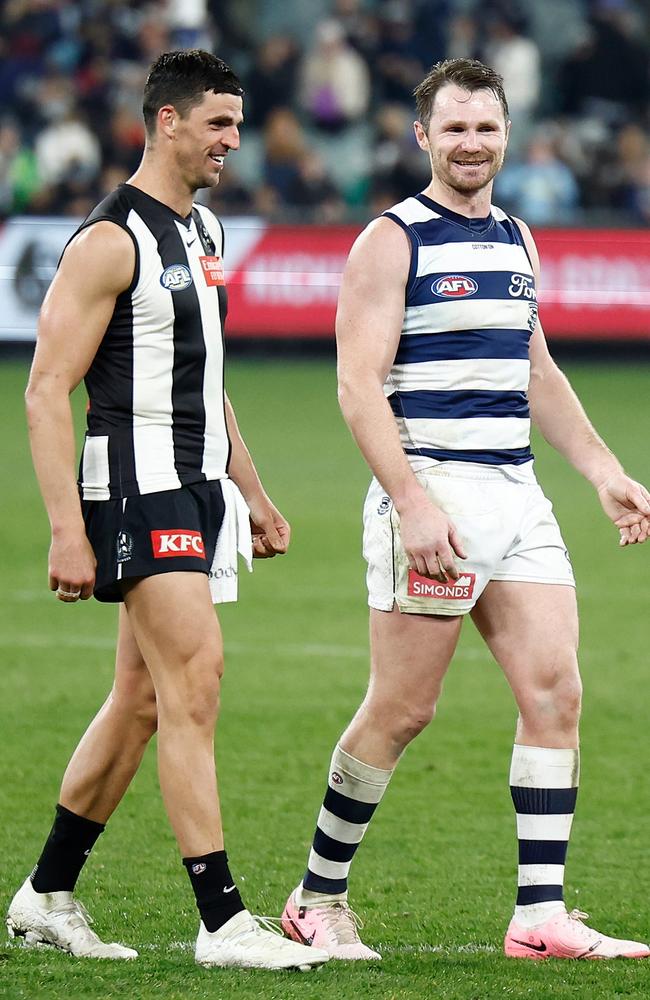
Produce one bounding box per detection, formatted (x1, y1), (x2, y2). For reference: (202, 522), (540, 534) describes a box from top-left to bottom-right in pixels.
(0, 0), (649, 226)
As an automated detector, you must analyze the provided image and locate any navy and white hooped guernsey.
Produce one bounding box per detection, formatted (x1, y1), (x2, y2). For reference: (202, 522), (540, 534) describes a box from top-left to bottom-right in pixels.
(384, 193), (538, 466)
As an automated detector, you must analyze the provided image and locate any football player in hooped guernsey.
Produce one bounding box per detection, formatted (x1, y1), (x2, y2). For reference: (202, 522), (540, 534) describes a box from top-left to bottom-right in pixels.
(281, 58), (650, 961)
(9, 50), (328, 972)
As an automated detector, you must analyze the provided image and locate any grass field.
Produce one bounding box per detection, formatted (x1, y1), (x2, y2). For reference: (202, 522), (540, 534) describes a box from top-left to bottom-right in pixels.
(1, 355), (649, 1000)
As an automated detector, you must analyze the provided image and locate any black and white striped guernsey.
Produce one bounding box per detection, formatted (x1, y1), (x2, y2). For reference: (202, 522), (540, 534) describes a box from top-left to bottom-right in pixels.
(76, 183), (231, 500)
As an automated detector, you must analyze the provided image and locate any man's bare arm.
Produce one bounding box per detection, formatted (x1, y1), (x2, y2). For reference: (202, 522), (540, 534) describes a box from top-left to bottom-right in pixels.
(26, 222), (136, 598)
(336, 217), (466, 579)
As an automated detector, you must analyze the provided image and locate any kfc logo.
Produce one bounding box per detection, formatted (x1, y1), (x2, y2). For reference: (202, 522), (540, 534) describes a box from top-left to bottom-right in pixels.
(151, 530), (205, 559)
(407, 570), (476, 600)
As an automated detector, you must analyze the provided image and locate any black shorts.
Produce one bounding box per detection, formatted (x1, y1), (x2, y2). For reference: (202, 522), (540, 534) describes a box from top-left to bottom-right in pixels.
(82, 480), (226, 603)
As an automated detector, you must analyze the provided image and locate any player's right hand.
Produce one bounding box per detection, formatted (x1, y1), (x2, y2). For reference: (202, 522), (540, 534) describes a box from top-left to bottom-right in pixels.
(396, 496), (467, 581)
(48, 530), (96, 602)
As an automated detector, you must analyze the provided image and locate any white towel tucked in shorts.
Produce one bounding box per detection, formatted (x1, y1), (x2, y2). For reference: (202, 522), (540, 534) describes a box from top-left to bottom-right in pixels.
(209, 479), (253, 603)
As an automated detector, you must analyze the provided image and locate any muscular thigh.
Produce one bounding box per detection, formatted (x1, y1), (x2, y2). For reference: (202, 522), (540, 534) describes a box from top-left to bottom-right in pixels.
(471, 581), (579, 699)
(368, 606), (462, 708)
(123, 572), (223, 690)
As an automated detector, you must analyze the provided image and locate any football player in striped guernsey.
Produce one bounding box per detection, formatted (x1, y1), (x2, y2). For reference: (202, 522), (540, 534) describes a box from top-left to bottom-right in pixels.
(8, 50), (328, 972)
(282, 58), (650, 961)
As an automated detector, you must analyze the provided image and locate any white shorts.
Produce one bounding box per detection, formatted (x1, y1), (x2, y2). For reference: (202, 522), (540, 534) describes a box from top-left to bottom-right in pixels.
(362, 462), (575, 616)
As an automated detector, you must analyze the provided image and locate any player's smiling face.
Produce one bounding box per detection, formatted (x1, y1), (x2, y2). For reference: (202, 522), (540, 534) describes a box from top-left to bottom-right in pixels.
(174, 90), (243, 191)
(415, 84), (510, 196)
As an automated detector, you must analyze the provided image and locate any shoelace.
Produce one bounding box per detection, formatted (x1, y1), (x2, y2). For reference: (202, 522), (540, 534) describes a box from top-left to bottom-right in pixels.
(319, 903), (364, 946)
(566, 910), (596, 940)
(253, 915), (284, 938)
(50, 899), (96, 934)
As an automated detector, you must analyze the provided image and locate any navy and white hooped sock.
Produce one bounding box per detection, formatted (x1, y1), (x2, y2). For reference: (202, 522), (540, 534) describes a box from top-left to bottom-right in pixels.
(298, 745), (393, 904)
(510, 744), (579, 928)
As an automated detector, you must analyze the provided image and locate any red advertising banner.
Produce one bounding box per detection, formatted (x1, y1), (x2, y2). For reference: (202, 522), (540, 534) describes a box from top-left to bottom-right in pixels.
(0, 218), (647, 341)
(535, 229), (650, 338)
(225, 225), (650, 340)
(227, 225), (354, 337)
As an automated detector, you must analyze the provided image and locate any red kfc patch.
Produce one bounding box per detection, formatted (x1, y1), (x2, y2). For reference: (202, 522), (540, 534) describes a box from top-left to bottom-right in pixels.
(199, 255), (225, 286)
(151, 530), (205, 559)
(407, 570), (476, 600)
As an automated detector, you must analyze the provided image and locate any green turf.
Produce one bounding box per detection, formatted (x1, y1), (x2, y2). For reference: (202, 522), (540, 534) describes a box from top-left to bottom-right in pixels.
(1, 356), (649, 1000)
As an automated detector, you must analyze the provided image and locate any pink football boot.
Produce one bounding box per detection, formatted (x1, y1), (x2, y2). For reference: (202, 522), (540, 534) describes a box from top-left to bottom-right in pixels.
(281, 889), (381, 960)
(505, 909), (650, 960)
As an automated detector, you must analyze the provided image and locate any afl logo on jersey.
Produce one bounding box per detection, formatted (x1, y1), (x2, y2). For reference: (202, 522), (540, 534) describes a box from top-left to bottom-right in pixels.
(432, 275), (478, 298)
(160, 264), (193, 291)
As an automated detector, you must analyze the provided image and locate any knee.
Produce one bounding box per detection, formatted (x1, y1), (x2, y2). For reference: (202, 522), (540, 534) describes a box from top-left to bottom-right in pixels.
(519, 659), (583, 731)
(159, 648), (224, 730)
(133, 686), (158, 737)
(112, 678), (158, 739)
(367, 695), (437, 749)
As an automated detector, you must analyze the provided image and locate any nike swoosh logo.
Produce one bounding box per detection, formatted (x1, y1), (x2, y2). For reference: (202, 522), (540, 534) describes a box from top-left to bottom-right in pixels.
(288, 918), (315, 947)
(186, 238), (196, 248)
(511, 938), (547, 953)
(223, 884), (237, 894)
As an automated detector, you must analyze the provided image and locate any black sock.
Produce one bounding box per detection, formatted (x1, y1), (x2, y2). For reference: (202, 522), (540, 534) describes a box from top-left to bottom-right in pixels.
(31, 804), (105, 893)
(183, 850), (245, 932)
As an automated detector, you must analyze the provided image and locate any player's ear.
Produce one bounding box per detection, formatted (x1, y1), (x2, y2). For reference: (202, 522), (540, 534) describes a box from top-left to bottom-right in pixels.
(158, 105), (177, 139)
(414, 120), (429, 152)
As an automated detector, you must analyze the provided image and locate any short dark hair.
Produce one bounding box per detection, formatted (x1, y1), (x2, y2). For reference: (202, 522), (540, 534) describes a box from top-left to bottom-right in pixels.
(414, 58), (509, 130)
(143, 49), (244, 136)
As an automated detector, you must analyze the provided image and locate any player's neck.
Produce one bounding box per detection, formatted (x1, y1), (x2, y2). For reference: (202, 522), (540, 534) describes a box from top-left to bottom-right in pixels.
(128, 156), (195, 219)
(422, 179), (493, 219)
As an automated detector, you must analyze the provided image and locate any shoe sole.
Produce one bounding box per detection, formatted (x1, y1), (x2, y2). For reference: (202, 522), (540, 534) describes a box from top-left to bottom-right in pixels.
(505, 946), (650, 960)
(7, 916), (137, 960)
(196, 958), (326, 971)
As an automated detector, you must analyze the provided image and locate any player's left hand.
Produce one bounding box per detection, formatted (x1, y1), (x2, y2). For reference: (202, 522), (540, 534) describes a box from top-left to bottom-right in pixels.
(248, 498), (291, 558)
(596, 473), (650, 545)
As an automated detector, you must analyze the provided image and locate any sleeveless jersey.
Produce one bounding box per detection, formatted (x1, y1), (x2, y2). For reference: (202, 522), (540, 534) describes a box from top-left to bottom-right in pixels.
(383, 193), (538, 466)
(76, 183), (230, 500)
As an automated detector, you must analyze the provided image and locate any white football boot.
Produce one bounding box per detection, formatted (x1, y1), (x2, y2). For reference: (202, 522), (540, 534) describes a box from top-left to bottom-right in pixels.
(7, 876), (137, 959)
(195, 909), (330, 970)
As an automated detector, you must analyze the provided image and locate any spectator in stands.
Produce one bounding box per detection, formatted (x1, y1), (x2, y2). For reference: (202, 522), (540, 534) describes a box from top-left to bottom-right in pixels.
(246, 36), (300, 128)
(495, 130), (580, 224)
(446, 12), (481, 61)
(370, 101), (430, 204)
(374, 1), (426, 105)
(286, 150), (346, 223)
(165, 0), (213, 51)
(332, 0), (380, 64)
(483, 8), (541, 151)
(107, 105), (146, 174)
(261, 106), (306, 202)
(299, 18), (371, 131)
(0, 0), (648, 226)
(605, 123), (650, 222)
(0, 119), (39, 216)
(31, 66), (101, 194)
(558, 1), (649, 124)
(207, 167), (256, 217)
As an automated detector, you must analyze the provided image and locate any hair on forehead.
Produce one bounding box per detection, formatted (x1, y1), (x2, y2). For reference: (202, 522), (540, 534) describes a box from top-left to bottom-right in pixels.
(414, 58), (509, 130)
(143, 49), (243, 136)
